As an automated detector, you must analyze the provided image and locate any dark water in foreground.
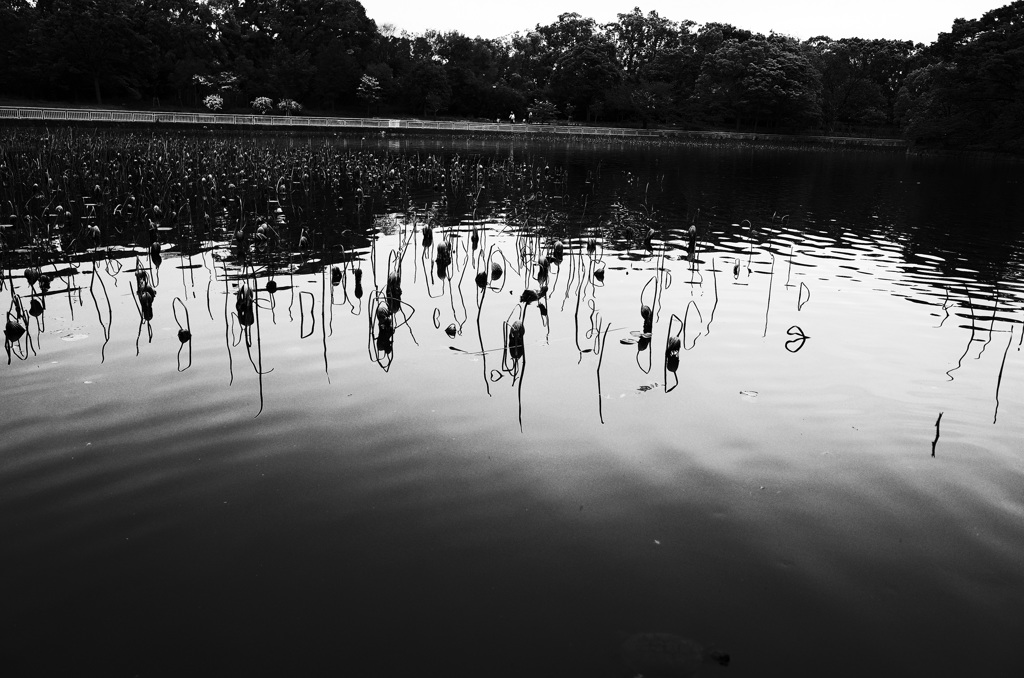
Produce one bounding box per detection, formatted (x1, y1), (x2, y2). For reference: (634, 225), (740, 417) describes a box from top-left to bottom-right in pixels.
(2, 133), (1024, 677)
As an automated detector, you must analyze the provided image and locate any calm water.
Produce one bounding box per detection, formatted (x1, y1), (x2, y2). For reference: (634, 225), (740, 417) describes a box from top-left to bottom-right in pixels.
(3, 132), (1024, 677)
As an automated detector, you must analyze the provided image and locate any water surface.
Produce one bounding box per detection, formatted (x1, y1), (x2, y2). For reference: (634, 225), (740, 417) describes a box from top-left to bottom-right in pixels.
(2, 132), (1023, 677)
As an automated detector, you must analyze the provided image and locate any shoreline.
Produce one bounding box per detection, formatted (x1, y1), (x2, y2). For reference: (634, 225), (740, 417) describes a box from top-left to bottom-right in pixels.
(0, 105), (910, 151)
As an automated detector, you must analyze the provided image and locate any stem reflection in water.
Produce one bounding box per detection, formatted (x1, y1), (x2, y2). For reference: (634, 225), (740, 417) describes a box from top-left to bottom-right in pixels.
(1, 128), (1021, 440)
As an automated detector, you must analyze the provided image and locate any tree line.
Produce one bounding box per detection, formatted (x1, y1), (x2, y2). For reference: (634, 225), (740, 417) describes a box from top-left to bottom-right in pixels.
(2, 0), (1022, 151)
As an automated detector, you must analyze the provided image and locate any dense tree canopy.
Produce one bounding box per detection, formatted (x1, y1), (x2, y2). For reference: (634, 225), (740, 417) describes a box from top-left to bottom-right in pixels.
(2, 0), (1022, 150)
(695, 35), (821, 131)
(896, 0), (1024, 150)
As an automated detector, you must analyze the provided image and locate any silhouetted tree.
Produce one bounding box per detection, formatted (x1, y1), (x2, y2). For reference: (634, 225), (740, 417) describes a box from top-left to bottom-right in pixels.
(696, 35), (821, 131)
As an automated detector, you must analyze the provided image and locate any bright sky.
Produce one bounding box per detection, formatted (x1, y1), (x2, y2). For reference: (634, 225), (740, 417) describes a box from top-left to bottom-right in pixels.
(360, 0), (1010, 45)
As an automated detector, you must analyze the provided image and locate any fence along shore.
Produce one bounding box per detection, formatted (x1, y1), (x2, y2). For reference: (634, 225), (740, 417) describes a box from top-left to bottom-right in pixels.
(0, 106), (909, 148)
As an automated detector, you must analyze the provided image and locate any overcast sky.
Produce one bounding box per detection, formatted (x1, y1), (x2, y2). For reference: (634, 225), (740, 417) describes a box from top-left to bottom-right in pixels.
(359, 0), (1008, 45)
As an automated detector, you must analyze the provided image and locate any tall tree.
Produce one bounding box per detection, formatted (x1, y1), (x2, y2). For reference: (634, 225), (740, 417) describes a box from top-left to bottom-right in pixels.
(604, 7), (686, 75)
(138, 0), (223, 106)
(0, 0), (35, 96)
(695, 35), (821, 131)
(806, 37), (884, 132)
(695, 22), (754, 56)
(31, 0), (157, 104)
(508, 30), (551, 93)
(537, 12), (599, 54)
(210, 0), (376, 106)
(861, 39), (918, 126)
(401, 59), (451, 116)
(433, 31), (502, 117)
(897, 1), (1024, 150)
(548, 35), (621, 121)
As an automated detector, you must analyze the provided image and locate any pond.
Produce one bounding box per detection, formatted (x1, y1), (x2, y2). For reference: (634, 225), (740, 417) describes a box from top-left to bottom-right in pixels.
(2, 130), (1023, 677)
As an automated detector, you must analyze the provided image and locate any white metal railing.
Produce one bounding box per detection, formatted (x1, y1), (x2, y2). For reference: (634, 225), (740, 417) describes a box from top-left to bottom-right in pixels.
(0, 106), (671, 139)
(0, 108), (911, 145)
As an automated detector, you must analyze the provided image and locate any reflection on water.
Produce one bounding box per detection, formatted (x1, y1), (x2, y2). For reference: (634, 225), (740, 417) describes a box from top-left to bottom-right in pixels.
(2, 131), (1024, 676)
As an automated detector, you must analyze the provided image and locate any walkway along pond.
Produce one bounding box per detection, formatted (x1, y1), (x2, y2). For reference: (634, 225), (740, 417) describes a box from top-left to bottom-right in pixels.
(0, 105), (910, 149)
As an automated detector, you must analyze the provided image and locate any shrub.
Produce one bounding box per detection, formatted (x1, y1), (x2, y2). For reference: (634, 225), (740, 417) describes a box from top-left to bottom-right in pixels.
(528, 100), (559, 124)
(277, 99), (303, 115)
(203, 94), (224, 111)
(251, 97), (273, 114)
